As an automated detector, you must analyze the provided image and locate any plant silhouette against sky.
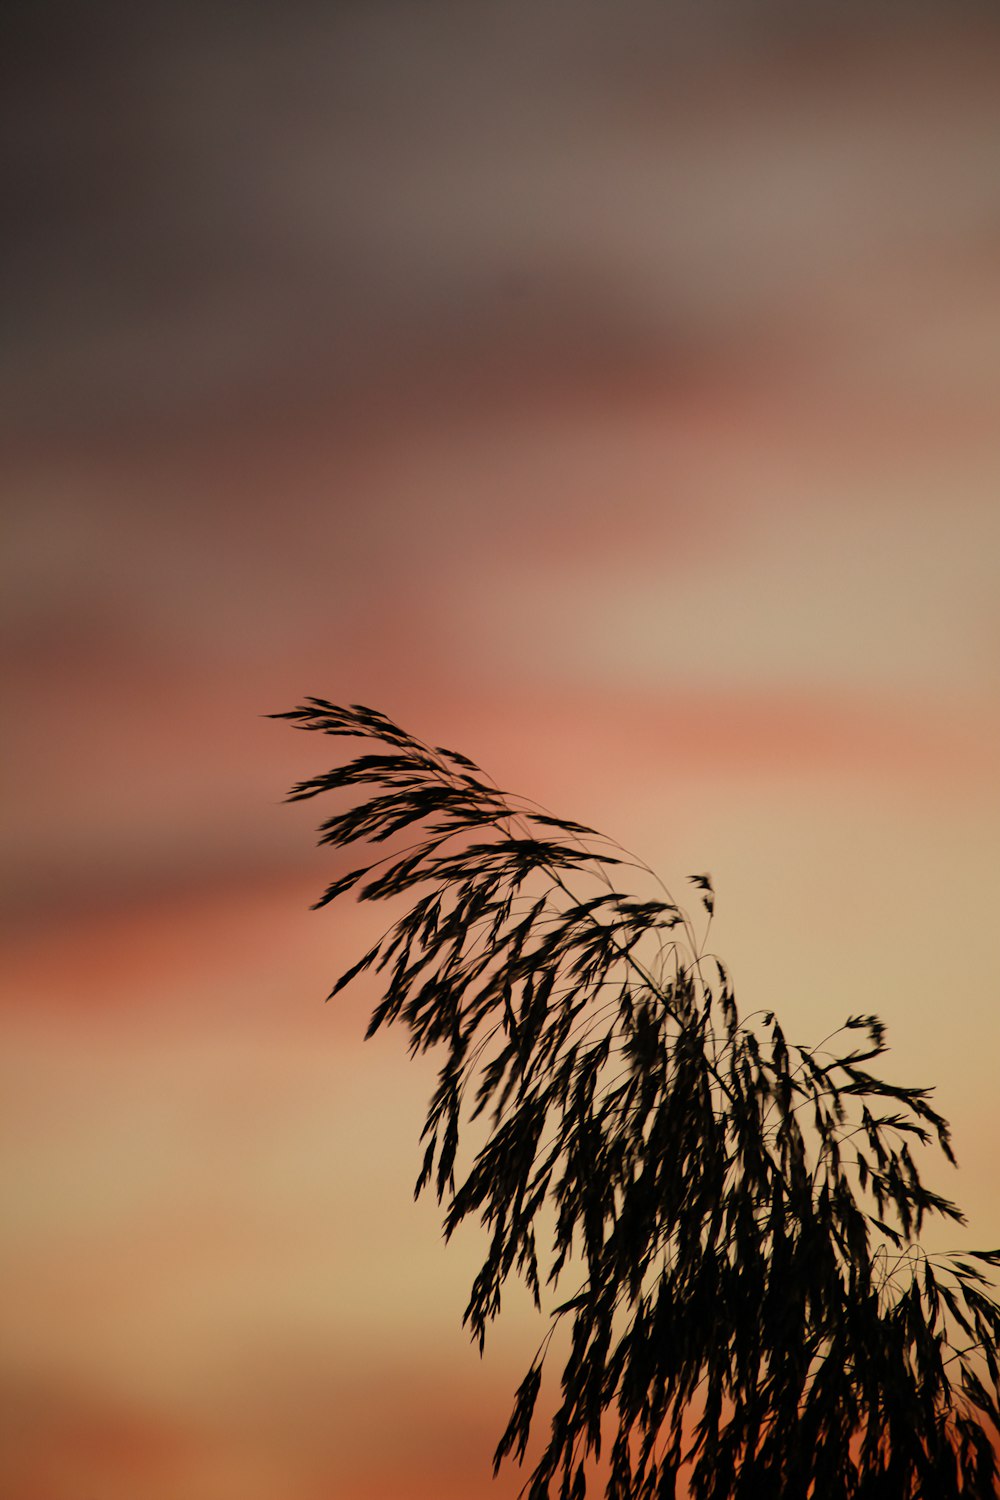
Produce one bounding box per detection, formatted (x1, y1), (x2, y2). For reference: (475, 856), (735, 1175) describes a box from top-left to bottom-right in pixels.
(276, 699), (1000, 1499)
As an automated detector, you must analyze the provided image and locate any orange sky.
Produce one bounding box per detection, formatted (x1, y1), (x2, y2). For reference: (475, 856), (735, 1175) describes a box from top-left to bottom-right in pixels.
(3, 4), (1000, 1497)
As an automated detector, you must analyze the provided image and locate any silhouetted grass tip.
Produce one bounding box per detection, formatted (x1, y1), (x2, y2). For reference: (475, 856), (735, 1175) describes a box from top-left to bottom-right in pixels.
(274, 699), (1000, 1500)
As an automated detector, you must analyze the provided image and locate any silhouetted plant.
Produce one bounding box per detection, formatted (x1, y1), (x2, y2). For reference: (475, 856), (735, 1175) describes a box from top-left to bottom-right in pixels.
(274, 699), (1000, 1499)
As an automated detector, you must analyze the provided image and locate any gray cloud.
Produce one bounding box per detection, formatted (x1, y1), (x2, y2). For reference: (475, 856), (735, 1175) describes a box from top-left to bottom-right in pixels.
(4, 0), (999, 430)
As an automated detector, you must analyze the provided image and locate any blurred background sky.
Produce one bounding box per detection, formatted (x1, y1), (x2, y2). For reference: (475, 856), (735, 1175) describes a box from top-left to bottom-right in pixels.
(2, 2), (999, 1496)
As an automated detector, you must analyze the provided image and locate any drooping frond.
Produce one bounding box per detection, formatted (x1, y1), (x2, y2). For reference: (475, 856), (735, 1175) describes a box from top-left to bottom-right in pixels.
(275, 699), (1000, 1500)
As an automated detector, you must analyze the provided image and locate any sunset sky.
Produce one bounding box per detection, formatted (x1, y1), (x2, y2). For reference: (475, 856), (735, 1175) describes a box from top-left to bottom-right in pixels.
(3, 3), (1000, 1497)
